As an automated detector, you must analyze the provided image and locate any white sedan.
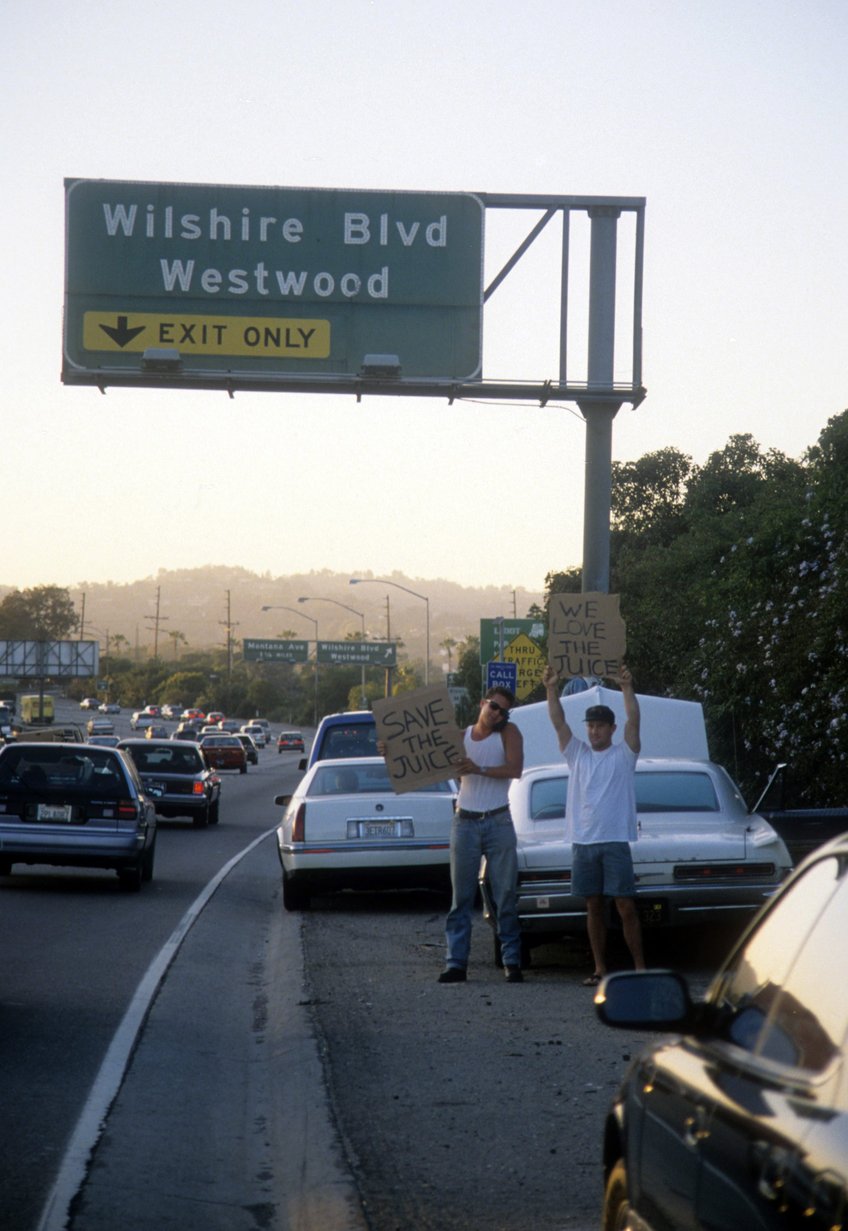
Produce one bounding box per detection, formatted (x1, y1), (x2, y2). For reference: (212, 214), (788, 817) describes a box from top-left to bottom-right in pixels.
(479, 757), (794, 963)
(275, 756), (456, 910)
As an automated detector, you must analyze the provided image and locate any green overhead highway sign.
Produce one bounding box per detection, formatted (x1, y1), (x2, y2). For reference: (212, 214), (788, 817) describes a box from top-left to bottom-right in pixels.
(316, 640), (397, 666)
(243, 638), (309, 663)
(63, 178), (484, 389)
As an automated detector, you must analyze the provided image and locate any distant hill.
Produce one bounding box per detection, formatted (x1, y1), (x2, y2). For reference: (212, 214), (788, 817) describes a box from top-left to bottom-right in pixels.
(2, 567), (543, 668)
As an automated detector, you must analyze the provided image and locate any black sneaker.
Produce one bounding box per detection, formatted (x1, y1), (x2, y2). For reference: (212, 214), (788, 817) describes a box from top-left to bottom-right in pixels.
(437, 967), (467, 983)
(504, 966), (524, 983)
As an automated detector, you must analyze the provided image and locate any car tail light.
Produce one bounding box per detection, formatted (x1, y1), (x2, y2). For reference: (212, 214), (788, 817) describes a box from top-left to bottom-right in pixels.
(192, 782), (205, 795)
(673, 862), (776, 881)
(118, 800), (139, 820)
(292, 803), (306, 842)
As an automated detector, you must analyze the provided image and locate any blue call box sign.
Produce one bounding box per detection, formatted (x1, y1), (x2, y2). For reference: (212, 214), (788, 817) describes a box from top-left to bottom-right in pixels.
(486, 660), (518, 694)
(63, 178), (484, 385)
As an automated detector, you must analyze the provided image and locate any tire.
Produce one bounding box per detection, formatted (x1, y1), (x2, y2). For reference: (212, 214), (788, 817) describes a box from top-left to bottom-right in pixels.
(193, 809), (209, 827)
(0, 857), (13, 878)
(601, 1158), (631, 1231)
(208, 799), (220, 825)
(141, 836), (156, 883)
(118, 862), (143, 892)
(282, 874), (310, 912)
(240, 764), (247, 774)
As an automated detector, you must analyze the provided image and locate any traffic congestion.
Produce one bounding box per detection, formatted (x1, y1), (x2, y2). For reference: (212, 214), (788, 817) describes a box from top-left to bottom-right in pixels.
(2, 690), (846, 1231)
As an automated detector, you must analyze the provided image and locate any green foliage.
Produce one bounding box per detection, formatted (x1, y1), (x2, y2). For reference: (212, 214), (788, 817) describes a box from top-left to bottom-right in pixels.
(0, 585), (78, 640)
(562, 415), (848, 803)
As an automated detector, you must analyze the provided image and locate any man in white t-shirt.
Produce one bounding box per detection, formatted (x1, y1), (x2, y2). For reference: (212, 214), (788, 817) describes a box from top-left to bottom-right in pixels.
(542, 663), (646, 985)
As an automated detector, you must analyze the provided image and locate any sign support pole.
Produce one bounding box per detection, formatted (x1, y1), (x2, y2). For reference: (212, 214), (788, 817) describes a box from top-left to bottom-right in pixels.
(576, 206), (623, 595)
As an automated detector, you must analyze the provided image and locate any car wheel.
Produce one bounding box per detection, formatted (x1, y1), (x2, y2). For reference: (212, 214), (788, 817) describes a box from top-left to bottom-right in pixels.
(282, 874), (310, 911)
(602, 1159), (631, 1231)
(0, 857), (13, 878)
(208, 799), (220, 825)
(240, 763), (247, 774)
(141, 837), (156, 883)
(118, 862), (144, 892)
(193, 809), (209, 828)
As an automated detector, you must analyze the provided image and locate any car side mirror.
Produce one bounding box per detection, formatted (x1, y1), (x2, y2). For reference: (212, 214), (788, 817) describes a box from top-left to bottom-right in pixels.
(595, 970), (695, 1031)
(298, 757), (307, 772)
(275, 794), (292, 807)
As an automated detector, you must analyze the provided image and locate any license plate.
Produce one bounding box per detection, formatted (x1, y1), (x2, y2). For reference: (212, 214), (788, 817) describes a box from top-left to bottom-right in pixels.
(638, 900), (668, 926)
(363, 821), (398, 838)
(37, 803), (73, 823)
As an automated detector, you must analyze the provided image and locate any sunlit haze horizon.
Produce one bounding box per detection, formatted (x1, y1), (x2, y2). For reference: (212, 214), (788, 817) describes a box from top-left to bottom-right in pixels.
(3, 1), (846, 595)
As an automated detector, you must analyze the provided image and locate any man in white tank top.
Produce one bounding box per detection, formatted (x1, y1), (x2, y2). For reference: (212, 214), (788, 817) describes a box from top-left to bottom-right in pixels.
(439, 686), (525, 984)
(543, 663), (645, 985)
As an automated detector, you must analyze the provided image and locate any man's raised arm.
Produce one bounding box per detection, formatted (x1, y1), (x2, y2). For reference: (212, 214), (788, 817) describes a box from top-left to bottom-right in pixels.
(618, 664), (641, 754)
(543, 665), (573, 752)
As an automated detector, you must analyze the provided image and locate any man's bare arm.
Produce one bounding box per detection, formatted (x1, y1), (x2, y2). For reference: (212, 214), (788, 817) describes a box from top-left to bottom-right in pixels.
(543, 665), (572, 752)
(618, 664), (641, 754)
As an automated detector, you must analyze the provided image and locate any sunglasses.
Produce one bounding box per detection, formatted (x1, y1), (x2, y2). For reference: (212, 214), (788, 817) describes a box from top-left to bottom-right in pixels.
(484, 698), (509, 715)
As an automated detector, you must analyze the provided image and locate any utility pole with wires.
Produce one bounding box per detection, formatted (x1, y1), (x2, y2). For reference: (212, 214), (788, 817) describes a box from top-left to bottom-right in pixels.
(144, 586), (168, 659)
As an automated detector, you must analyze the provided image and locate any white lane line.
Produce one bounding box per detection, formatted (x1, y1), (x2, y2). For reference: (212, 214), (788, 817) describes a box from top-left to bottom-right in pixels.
(36, 825), (279, 1231)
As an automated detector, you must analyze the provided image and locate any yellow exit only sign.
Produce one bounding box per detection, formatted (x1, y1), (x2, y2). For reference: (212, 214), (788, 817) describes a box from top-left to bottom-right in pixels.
(83, 311), (330, 358)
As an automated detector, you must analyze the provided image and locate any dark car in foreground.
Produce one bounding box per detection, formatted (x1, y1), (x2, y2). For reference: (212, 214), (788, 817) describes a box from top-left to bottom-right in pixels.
(119, 739), (221, 826)
(596, 833), (848, 1230)
(0, 742), (157, 889)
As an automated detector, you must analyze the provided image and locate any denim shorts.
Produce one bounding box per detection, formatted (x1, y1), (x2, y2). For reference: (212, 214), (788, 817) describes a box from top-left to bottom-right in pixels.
(572, 841), (635, 898)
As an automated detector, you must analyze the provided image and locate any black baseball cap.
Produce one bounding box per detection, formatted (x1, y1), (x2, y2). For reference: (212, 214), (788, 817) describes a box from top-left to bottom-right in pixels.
(584, 704), (615, 724)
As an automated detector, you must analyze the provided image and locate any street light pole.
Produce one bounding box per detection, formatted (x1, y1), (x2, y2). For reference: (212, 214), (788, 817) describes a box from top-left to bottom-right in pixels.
(260, 604), (319, 727)
(349, 578), (430, 686)
(298, 596), (367, 709)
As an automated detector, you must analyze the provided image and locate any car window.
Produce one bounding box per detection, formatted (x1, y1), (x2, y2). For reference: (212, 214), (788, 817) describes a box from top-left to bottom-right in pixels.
(0, 747), (126, 798)
(322, 727), (378, 758)
(126, 746), (202, 772)
(309, 763), (453, 796)
(712, 854), (847, 1072)
(634, 772), (719, 813)
(529, 776), (568, 821)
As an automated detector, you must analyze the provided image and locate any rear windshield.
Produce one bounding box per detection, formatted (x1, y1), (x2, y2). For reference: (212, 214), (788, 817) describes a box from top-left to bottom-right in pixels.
(0, 747), (128, 798)
(320, 725), (378, 759)
(527, 770), (721, 822)
(123, 745), (204, 773)
(309, 762), (454, 796)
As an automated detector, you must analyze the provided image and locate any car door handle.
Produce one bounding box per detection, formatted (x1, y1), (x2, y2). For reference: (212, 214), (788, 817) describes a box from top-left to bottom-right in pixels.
(683, 1106), (710, 1147)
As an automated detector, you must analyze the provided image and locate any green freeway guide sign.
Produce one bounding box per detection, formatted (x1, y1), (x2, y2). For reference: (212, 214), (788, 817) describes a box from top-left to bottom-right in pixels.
(243, 638), (309, 663)
(63, 178), (484, 387)
(316, 640), (397, 666)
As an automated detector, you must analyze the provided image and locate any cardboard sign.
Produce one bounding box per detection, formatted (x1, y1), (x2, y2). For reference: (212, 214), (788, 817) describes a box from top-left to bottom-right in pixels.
(548, 592), (627, 680)
(373, 684), (465, 794)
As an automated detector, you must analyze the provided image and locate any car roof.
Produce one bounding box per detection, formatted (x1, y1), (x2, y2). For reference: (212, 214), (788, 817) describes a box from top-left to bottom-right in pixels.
(518, 757), (727, 778)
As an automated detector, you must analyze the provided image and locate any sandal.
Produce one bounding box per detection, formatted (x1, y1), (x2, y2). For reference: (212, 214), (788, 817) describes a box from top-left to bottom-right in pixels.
(582, 973), (604, 986)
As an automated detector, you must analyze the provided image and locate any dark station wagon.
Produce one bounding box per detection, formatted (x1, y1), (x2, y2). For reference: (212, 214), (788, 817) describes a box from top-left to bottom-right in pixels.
(0, 742), (157, 889)
(119, 739), (221, 826)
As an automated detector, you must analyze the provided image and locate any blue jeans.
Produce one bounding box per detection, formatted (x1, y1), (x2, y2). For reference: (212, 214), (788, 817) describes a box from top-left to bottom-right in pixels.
(444, 809), (522, 969)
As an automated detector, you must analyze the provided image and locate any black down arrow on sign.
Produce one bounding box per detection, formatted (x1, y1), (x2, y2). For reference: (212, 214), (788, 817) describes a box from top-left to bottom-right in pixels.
(99, 315), (145, 347)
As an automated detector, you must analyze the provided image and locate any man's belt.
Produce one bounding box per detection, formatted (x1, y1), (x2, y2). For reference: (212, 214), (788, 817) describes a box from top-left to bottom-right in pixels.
(457, 805), (510, 820)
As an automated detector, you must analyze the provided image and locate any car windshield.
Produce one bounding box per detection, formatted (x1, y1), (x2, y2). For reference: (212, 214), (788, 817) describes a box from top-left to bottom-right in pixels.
(528, 770), (721, 822)
(322, 727), (378, 758)
(124, 746), (203, 773)
(0, 747), (127, 799)
(309, 762), (453, 796)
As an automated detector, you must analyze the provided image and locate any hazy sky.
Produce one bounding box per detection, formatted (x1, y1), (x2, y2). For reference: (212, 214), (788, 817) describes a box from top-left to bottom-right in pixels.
(3, 1), (846, 608)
